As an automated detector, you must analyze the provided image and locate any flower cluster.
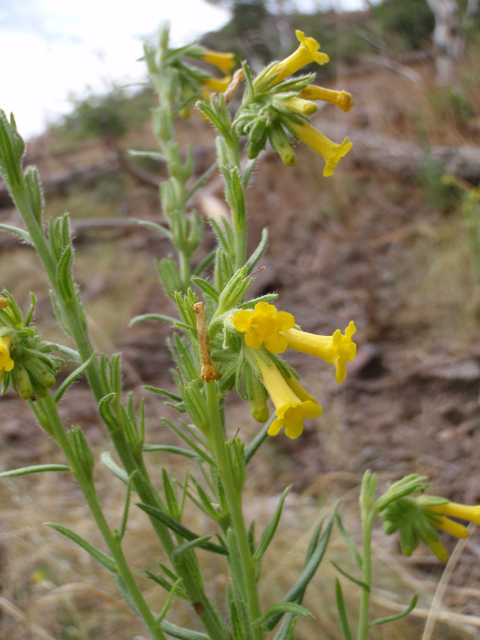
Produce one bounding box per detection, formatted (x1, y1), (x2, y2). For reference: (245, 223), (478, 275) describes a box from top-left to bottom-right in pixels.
(234, 30), (353, 176)
(232, 302), (356, 439)
(144, 33), (237, 120)
(0, 291), (63, 400)
(381, 492), (480, 562)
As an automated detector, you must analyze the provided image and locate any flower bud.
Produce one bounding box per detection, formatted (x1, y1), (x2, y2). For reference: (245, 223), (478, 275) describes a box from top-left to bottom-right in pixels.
(13, 365), (33, 400)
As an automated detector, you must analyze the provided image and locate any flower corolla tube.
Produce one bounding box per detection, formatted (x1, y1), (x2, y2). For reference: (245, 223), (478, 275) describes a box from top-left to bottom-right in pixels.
(255, 355), (322, 439)
(266, 31), (329, 85)
(289, 121), (352, 177)
(200, 49), (236, 75)
(282, 320), (356, 383)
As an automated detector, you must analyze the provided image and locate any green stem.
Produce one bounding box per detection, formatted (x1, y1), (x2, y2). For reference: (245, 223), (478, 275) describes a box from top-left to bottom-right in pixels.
(179, 249), (191, 288)
(205, 381), (265, 640)
(40, 393), (166, 640)
(357, 510), (375, 640)
(12, 179), (226, 640)
(224, 135), (247, 271)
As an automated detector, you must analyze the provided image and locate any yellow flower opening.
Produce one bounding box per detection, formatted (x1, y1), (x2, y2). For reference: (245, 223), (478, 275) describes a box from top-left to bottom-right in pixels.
(300, 86), (354, 113)
(266, 30), (329, 85)
(282, 321), (356, 383)
(255, 355), (322, 439)
(200, 49), (236, 75)
(233, 302), (295, 353)
(289, 121), (352, 177)
(0, 336), (14, 382)
(203, 75), (232, 94)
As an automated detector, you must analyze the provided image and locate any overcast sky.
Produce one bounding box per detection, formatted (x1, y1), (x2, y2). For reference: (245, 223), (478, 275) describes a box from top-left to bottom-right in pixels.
(0, 0), (364, 139)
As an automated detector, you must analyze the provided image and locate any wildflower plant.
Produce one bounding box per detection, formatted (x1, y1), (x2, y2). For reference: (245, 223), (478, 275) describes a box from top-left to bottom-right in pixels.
(0, 21), (477, 640)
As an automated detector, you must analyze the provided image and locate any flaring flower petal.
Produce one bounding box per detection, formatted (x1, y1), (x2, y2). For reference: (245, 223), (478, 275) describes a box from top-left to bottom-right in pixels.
(0, 337), (14, 374)
(234, 303), (294, 353)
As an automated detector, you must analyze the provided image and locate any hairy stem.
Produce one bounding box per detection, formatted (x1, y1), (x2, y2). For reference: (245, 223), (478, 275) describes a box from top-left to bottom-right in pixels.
(206, 380), (265, 640)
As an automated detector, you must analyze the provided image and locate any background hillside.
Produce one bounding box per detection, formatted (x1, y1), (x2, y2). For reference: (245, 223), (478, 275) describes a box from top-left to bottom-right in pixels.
(1, 1), (480, 637)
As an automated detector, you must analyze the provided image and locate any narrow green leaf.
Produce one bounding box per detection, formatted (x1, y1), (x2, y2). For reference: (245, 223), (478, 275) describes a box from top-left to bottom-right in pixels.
(267, 501), (339, 631)
(145, 569), (189, 601)
(193, 248), (216, 276)
(246, 227), (268, 274)
(56, 245), (75, 301)
(0, 223), (32, 244)
(226, 528), (247, 601)
(185, 161), (218, 204)
(191, 276), (219, 303)
(163, 468), (180, 520)
(245, 414), (275, 464)
(143, 444), (198, 459)
(45, 522), (117, 573)
(144, 569), (190, 602)
(155, 578), (183, 624)
(164, 419), (216, 467)
(237, 293), (278, 309)
(172, 535), (212, 561)
(143, 386), (182, 402)
(188, 476), (221, 521)
(370, 593), (418, 627)
(335, 579), (353, 640)
(129, 313), (178, 327)
(335, 514), (363, 570)
(54, 352), (96, 403)
(132, 218), (173, 240)
(303, 515), (325, 568)
(272, 614), (297, 640)
(331, 561), (369, 591)
(160, 620), (209, 640)
(100, 452), (129, 485)
(0, 464), (71, 478)
(117, 470), (138, 541)
(136, 503), (228, 555)
(254, 487), (291, 562)
(254, 603), (313, 627)
(48, 343), (80, 362)
(242, 158), (257, 190)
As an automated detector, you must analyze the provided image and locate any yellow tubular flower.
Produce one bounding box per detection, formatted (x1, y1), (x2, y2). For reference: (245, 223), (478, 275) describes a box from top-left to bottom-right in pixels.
(281, 97), (318, 116)
(435, 515), (469, 539)
(233, 302), (295, 353)
(424, 536), (449, 562)
(428, 501), (480, 527)
(203, 76), (232, 93)
(300, 85), (354, 113)
(0, 336), (14, 381)
(200, 49), (236, 75)
(289, 121), (352, 177)
(266, 30), (329, 84)
(255, 355), (322, 439)
(282, 321), (356, 383)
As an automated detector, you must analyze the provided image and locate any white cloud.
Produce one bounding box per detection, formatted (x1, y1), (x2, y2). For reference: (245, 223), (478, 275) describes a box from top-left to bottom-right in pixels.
(0, 0), (230, 138)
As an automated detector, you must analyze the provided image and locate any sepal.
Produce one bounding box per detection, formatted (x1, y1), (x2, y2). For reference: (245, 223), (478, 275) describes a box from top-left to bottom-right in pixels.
(68, 426), (95, 480)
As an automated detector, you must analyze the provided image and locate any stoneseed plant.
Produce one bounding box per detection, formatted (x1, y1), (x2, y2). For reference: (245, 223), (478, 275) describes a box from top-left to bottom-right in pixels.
(1, 23), (479, 640)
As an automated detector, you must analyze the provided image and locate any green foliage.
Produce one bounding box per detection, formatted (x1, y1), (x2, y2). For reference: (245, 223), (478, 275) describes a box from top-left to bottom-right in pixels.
(372, 0), (434, 50)
(52, 86), (154, 143)
(417, 155), (456, 213)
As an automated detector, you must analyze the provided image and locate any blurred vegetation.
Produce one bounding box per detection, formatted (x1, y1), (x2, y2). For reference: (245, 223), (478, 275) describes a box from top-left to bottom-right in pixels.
(371, 0), (435, 51)
(50, 86), (155, 145)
